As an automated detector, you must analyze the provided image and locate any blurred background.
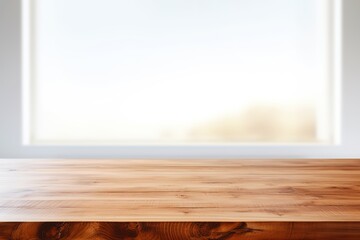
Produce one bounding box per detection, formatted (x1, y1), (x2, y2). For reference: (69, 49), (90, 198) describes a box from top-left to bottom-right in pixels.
(1, 0), (360, 158)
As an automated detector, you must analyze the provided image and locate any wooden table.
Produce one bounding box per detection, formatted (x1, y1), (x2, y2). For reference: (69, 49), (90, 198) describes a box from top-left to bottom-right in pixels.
(0, 159), (359, 239)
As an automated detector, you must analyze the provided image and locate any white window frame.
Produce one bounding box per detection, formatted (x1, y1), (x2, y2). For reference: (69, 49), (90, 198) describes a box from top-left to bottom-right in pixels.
(1, 0), (360, 159)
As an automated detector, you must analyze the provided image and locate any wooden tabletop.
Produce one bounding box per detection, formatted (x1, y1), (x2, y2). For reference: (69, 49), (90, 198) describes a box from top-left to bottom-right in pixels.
(0, 159), (359, 222)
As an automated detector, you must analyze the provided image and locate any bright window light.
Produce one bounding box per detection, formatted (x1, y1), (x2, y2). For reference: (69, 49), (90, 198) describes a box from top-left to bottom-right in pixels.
(22, 0), (339, 145)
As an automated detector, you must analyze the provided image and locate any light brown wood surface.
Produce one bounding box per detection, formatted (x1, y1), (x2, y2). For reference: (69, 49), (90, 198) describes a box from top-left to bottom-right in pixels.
(0, 159), (359, 222)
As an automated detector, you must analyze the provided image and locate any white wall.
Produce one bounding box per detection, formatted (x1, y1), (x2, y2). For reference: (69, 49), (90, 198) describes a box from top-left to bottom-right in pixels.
(0, 0), (360, 158)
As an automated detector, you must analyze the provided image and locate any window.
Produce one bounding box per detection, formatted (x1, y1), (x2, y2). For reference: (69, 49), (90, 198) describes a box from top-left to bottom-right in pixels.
(22, 0), (340, 145)
(5, 0), (360, 159)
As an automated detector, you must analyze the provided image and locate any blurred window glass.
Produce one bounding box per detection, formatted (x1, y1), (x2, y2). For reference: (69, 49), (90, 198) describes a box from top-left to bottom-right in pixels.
(23, 0), (337, 144)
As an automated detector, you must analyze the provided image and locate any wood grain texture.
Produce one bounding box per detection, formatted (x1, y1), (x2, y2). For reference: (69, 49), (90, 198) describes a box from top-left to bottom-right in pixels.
(0, 222), (359, 240)
(0, 159), (360, 222)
